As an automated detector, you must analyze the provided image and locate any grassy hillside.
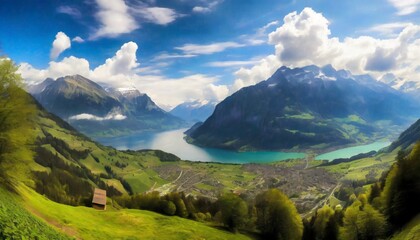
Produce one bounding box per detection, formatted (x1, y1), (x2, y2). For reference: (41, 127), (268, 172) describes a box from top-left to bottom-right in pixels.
(15, 184), (249, 240)
(0, 186), (71, 239)
(391, 214), (420, 240)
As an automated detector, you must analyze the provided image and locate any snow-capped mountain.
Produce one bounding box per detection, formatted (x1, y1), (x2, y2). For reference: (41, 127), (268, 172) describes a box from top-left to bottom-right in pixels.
(170, 100), (218, 123)
(379, 73), (420, 99)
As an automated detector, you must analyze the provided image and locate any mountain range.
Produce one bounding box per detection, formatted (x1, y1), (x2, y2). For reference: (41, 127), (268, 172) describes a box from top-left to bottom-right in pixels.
(170, 100), (217, 123)
(187, 65), (420, 151)
(29, 75), (186, 137)
(380, 73), (420, 100)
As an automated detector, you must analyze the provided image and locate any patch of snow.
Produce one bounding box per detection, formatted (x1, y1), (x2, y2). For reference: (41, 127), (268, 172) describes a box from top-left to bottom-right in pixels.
(316, 72), (336, 81)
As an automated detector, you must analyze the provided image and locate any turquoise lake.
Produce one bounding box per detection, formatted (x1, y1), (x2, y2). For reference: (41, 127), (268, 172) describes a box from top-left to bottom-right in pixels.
(95, 128), (305, 164)
(315, 141), (391, 161)
(95, 128), (391, 164)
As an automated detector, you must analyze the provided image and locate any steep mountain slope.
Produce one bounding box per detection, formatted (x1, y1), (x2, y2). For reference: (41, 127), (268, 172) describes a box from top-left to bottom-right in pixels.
(26, 78), (54, 94)
(35, 75), (121, 118)
(387, 119), (420, 152)
(170, 100), (217, 123)
(188, 65), (420, 151)
(32, 75), (185, 136)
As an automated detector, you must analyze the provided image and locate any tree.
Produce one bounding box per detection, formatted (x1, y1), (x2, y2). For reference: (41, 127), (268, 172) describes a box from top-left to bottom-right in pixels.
(0, 58), (36, 185)
(375, 143), (420, 228)
(217, 193), (248, 232)
(255, 189), (303, 240)
(313, 205), (335, 240)
(159, 200), (176, 216)
(166, 192), (188, 218)
(340, 200), (387, 240)
(368, 182), (381, 203)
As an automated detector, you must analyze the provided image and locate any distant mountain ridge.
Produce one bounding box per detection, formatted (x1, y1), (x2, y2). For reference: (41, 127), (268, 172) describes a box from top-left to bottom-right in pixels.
(187, 65), (420, 151)
(170, 100), (217, 123)
(30, 75), (185, 137)
(380, 73), (420, 100)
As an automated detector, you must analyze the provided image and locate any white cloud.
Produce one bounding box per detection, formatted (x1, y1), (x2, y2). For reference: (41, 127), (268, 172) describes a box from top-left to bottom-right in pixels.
(50, 32), (71, 60)
(19, 56), (90, 85)
(175, 42), (245, 55)
(192, 6), (211, 13)
(152, 53), (197, 61)
(268, 8), (340, 65)
(363, 22), (412, 37)
(69, 112), (127, 121)
(92, 41), (140, 86)
(91, 0), (138, 39)
(192, 0), (222, 13)
(22, 8), (420, 108)
(388, 0), (420, 15)
(232, 55), (281, 91)
(72, 36), (85, 43)
(160, 20), (278, 61)
(134, 74), (229, 107)
(232, 8), (420, 91)
(132, 7), (182, 25)
(240, 20), (281, 46)
(20, 41), (229, 108)
(57, 5), (81, 18)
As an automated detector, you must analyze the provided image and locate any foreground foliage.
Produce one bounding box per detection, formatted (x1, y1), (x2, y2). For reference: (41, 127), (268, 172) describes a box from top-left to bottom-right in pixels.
(0, 187), (70, 240)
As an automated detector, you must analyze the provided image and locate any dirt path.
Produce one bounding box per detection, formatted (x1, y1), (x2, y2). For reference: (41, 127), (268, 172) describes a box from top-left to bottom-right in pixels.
(173, 170), (183, 183)
(302, 183), (341, 218)
(153, 170), (184, 194)
(26, 205), (80, 239)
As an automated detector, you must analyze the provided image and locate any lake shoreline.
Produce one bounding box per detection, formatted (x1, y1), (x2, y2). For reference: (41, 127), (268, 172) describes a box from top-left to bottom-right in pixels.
(94, 128), (392, 164)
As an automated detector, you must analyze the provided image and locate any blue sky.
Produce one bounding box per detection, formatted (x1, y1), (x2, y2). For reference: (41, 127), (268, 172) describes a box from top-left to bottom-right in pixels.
(1, 0), (420, 108)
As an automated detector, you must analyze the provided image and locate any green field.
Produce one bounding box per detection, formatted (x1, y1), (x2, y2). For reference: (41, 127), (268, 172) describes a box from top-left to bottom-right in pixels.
(322, 149), (399, 181)
(0, 186), (71, 239)
(15, 184), (250, 240)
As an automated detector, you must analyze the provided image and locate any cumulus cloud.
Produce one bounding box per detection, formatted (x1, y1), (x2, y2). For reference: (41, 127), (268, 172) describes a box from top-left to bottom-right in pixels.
(20, 41), (228, 108)
(19, 56), (90, 85)
(92, 41), (140, 86)
(233, 8), (420, 91)
(268, 8), (340, 65)
(388, 0), (420, 15)
(91, 0), (138, 39)
(69, 112), (127, 121)
(50, 32), (71, 60)
(232, 55), (281, 91)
